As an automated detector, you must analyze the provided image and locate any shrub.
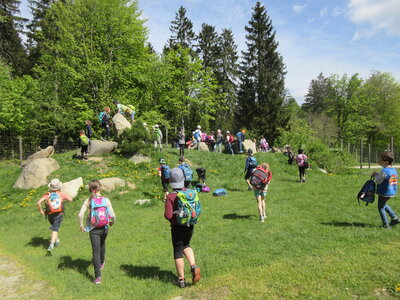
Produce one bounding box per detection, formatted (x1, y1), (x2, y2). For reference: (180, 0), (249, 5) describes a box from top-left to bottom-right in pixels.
(119, 120), (153, 155)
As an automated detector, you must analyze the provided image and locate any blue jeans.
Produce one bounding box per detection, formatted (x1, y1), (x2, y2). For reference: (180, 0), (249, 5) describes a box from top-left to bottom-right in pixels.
(378, 195), (397, 225)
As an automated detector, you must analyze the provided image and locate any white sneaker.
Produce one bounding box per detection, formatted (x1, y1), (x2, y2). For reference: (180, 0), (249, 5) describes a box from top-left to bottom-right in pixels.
(259, 216), (264, 222)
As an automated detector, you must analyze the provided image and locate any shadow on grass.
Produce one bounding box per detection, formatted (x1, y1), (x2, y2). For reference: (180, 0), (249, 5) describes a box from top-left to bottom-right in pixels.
(224, 187), (242, 192)
(120, 264), (175, 283)
(58, 256), (93, 281)
(25, 236), (48, 249)
(321, 221), (375, 228)
(223, 213), (253, 220)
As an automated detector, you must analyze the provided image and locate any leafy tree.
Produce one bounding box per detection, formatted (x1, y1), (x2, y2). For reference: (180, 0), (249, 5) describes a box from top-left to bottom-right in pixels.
(167, 6), (195, 51)
(236, 1), (287, 144)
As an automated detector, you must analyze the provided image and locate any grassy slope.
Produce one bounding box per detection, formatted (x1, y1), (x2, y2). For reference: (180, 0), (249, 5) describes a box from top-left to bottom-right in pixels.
(0, 149), (400, 299)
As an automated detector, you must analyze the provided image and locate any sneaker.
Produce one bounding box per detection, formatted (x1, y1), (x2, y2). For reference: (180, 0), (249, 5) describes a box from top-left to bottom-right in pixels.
(248, 186), (252, 191)
(191, 265), (201, 284)
(389, 218), (400, 226)
(383, 223), (391, 229)
(100, 262), (105, 270)
(259, 216), (265, 222)
(54, 239), (60, 247)
(175, 278), (186, 288)
(94, 277), (101, 285)
(47, 244), (54, 255)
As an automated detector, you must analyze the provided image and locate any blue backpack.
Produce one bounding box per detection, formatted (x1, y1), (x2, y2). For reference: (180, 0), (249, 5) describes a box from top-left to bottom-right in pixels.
(179, 164), (193, 181)
(357, 176), (376, 206)
(174, 189), (201, 226)
(98, 112), (105, 124)
(213, 188), (227, 196)
(248, 156), (258, 169)
(161, 165), (171, 179)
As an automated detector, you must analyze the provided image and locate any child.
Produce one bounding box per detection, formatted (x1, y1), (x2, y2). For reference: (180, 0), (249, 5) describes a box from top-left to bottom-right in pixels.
(79, 130), (89, 159)
(215, 129), (223, 153)
(196, 167), (207, 185)
(244, 149), (258, 190)
(372, 152), (399, 228)
(78, 180), (116, 284)
(178, 157), (193, 188)
(295, 149), (307, 182)
(85, 120), (93, 141)
(225, 131), (234, 155)
(177, 127), (186, 157)
(164, 168), (201, 288)
(36, 179), (73, 255)
(100, 107), (112, 141)
(251, 163), (272, 222)
(158, 158), (170, 201)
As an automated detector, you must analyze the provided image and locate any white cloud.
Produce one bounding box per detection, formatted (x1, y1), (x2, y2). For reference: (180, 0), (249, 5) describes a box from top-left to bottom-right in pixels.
(292, 4), (307, 14)
(348, 0), (400, 38)
(320, 7), (328, 17)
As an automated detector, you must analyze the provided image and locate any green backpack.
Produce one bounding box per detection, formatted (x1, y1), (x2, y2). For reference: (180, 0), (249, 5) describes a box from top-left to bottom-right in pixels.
(174, 189), (202, 226)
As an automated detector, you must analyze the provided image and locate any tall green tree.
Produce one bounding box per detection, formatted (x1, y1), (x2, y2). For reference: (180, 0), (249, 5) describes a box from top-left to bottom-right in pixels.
(196, 23), (220, 70)
(167, 6), (195, 51)
(236, 1), (287, 144)
(302, 72), (330, 113)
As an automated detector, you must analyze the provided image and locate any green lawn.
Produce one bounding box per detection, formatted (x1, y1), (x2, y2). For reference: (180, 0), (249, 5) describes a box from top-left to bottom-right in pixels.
(1, 149), (400, 299)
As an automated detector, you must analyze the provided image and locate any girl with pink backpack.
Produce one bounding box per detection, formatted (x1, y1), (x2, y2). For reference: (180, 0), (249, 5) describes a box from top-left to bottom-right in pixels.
(295, 149), (308, 182)
(78, 180), (116, 284)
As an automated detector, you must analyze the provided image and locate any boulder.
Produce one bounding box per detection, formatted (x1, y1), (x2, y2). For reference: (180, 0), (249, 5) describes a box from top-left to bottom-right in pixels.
(135, 199), (151, 205)
(112, 113), (131, 136)
(22, 146), (55, 168)
(271, 147), (282, 153)
(99, 177), (126, 192)
(198, 142), (210, 152)
(242, 139), (257, 153)
(61, 177), (83, 199)
(13, 158), (59, 189)
(128, 153), (151, 164)
(88, 140), (118, 156)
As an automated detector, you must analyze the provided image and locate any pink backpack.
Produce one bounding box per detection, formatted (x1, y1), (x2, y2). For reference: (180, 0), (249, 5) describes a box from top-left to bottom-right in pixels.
(202, 186), (210, 193)
(90, 197), (111, 227)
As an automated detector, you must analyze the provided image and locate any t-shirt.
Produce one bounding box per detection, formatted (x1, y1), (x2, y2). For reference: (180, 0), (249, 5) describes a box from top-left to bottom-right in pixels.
(78, 196), (116, 231)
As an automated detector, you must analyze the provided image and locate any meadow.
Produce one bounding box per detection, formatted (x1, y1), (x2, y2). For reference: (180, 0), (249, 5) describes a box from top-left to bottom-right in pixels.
(1, 148), (400, 299)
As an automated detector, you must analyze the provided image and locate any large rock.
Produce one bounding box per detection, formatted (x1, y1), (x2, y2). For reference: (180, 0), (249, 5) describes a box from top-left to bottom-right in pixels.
(88, 140), (118, 156)
(61, 177), (83, 199)
(198, 142), (210, 152)
(22, 146), (55, 168)
(99, 177), (126, 192)
(242, 139), (257, 153)
(112, 113), (131, 136)
(128, 153), (151, 164)
(13, 158), (59, 189)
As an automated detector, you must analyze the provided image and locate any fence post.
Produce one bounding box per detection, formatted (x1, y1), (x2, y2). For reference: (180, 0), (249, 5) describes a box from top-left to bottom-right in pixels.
(165, 128), (168, 147)
(18, 136), (23, 167)
(360, 139), (363, 169)
(368, 143), (371, 169)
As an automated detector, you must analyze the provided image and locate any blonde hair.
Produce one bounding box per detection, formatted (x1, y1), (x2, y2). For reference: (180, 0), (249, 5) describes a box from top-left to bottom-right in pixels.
(260, 163), (270, 170)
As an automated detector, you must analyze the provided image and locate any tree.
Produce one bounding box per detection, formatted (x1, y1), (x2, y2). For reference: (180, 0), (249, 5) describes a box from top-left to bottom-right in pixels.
(236, 1), (287, 144)
(196, 23), (220, 70)
(302, 72), (330, 113)
(167, 6), (195, 51)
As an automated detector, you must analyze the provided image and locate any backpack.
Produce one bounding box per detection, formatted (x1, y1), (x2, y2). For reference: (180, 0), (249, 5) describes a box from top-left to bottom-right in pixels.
(174, 189), (201, 226)
(250, 167), (272, 190)
(229, 135), (234, 143)
(179, 164), (193, 181)
(194, 131), (200, 140)
(357, 176), (376, 206)
(46, 192), (64, 215)
(202, 186), (210, 193)
(98, 112), (105, 124)
(90, 196), (111, 227)
(248, 156), (258, 169)
(161, 165), (171, 180)
(213, 188), (227, 196)
(80, 134), (89, 146)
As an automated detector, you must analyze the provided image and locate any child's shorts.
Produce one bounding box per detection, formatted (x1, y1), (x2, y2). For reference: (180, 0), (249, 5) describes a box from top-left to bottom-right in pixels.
(48, 213), (63, 232)
(254, 190), (267, 197)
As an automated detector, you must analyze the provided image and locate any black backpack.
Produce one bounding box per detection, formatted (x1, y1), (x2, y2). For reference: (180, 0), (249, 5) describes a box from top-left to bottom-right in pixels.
(250, 167), (272, 189)
(357, 176), (376, 206)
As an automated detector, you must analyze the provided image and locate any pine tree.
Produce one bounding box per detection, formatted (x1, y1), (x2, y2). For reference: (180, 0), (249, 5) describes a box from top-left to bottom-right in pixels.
(236, 1), (287, 144)
(302, 72), (330, 113)
(196, 23), (220, 70)
(167, 6), (195, 51)
(0, 0), (28, 75)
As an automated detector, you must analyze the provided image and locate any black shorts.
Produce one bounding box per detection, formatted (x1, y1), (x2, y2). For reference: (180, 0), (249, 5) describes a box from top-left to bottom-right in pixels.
(48, 213), (63, 232)
(171, 225), (194, 259)
(245, 169), (254, 180)
(161, 178), (169, 192)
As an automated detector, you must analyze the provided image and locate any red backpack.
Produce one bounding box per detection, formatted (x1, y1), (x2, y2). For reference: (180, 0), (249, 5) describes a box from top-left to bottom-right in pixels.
(250, 168), (272, 190)
(45, 192), (64, 215)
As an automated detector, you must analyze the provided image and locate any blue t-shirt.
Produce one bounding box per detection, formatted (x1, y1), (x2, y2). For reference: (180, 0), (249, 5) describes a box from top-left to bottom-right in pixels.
(377, 167), (398, 197)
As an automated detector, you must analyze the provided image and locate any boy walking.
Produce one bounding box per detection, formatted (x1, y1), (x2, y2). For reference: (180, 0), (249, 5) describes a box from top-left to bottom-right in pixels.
(37, 179), (73, 255)
(178, 157), (193, 188)
(373, 152), (399, 228)
(158, 158), (170, 201)
(244, 149), (258, 190)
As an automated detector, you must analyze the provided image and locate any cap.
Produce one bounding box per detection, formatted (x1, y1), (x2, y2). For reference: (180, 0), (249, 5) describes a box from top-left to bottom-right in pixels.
(48, 178), (62, 191)
(169, 168), (185, 189)
(159, 158), (166, 164)
(154, 124), (159, 128)
(197, 125), (201, 129)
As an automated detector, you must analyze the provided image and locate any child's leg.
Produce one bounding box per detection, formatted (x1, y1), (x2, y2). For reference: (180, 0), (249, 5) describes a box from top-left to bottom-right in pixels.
(378, 196), (390, 225)
(100, 228), (108, 265)
(257, 195), (263, 217)
(174, 258), (185, 279)
(183, 247), (195, 266)
(261, 196), (266, 217)
(90, 229), (102, 278)
(50, 231), (58, 244)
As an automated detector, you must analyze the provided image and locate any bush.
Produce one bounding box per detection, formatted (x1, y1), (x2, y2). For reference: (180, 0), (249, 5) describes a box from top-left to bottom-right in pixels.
(119, 120), (153, 155)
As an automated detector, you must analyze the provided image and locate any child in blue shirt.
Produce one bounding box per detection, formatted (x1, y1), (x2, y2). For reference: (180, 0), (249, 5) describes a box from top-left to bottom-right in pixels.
(373, 152), (399, 228)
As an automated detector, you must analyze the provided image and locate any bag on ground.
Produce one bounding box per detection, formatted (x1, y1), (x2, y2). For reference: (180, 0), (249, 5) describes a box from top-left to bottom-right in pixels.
(202, 186), (210, 193)
(250, 167), (272, 190)
(174, 189), (201, 226)
(46, 192), (63, 215)
(213, 188), (227, 196)
(357, 176), (376, 206)
(90, 196), (111, 227)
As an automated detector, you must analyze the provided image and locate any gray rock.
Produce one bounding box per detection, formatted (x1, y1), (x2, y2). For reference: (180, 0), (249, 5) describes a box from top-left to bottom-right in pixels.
(135, 199), (151, 205)
(128, 153), (151, 163)
(112, 113), (131, 136)
(88, 140), (118, 156)
(198, 142), (210, 152)
(99, 177), (126, 192)
(22, 146), (55, 168)
(242, 139), (257, 153)
(61, 177), (83, 199)
(13, 158), (60, 189)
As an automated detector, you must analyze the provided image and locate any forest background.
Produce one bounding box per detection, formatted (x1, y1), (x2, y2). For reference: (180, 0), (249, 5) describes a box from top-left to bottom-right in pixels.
(1, 0), (400, 170)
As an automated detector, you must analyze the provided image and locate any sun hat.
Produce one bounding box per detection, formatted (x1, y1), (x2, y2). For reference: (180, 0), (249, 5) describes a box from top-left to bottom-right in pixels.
(48, 178), (62, 191)
(169, 168), (185, 189)
(197, 125), (201, 129)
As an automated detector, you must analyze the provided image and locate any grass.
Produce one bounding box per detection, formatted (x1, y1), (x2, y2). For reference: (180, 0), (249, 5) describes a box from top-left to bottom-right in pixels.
(1, 148), (400, 299)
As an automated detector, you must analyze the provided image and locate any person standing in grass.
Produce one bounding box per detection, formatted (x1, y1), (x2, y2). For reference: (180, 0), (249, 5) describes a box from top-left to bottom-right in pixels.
(178, 156), (193, 188)
(79, 130), (90, 159)
(36, 179), (73, 255)
(251, 163), (272, 222)
(153, 124), (163, 151)
(215, 129), (223, 153)
(178, 127), (186, 157)
(244, 149), (258, 190)
(164, 168), (201, 288)
(372, 152), (399, 229)
(78, 180), (116, 284)
(158, 158), (170, 201)
(295, 149), (307, 182)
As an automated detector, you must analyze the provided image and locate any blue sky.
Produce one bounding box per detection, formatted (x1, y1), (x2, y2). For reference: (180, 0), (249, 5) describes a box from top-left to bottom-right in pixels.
(18, 0), (400, 104)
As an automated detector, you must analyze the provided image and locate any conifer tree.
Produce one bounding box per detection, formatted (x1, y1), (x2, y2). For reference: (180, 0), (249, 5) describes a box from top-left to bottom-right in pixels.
(236, 1), (287, 144)
(196, 23), (220, 70)
(167, 6), (195, 51)
(302, 72), (330, 113)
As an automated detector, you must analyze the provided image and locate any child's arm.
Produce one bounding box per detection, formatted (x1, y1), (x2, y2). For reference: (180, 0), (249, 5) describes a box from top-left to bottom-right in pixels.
(36, 196), (47, 215)
(107, 199), (116, 225)
(78, 199), (89, 231)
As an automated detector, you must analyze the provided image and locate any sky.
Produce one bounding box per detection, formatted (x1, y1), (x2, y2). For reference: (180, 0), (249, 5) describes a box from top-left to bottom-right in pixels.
(18, 0), (400, 104)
